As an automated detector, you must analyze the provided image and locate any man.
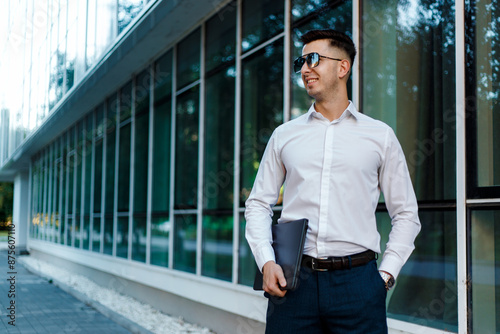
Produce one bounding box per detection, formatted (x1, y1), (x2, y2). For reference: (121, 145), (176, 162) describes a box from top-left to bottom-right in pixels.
(245, 29), (421, 333)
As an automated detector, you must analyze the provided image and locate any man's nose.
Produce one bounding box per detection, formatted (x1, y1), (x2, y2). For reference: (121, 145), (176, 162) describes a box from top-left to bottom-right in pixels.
(300, 62), (310, 75)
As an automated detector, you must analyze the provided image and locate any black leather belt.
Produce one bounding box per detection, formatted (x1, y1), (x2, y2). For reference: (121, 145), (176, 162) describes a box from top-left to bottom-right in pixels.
(302, 250), (376, 271)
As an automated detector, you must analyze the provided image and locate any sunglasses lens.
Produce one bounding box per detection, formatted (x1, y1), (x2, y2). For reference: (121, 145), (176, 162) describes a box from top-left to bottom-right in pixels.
(308, 53), (319, 68)
(294, 57), (305, 73)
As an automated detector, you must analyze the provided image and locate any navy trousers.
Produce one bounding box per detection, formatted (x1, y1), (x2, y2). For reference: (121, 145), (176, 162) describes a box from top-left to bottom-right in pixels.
(265, 260), (388, 334)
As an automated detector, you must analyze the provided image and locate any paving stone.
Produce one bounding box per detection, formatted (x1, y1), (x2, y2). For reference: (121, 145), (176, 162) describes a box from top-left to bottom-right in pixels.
(0, 250), (131, 333)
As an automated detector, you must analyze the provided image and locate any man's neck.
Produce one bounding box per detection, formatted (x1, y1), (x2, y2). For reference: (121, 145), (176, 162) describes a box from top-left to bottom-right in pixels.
(314, 95), (350, 122)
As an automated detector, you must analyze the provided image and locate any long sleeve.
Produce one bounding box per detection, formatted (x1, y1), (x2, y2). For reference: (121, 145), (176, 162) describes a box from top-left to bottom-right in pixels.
(245, 130), (286, 271)
(378, 128), (421, 279)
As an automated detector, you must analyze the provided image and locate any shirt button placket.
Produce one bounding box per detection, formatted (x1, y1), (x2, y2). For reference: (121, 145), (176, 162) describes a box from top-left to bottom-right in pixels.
(317, 124), (334, 256)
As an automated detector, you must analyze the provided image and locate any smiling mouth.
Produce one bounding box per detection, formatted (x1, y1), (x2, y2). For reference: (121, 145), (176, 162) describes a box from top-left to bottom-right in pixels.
(306, 78), (318, 85)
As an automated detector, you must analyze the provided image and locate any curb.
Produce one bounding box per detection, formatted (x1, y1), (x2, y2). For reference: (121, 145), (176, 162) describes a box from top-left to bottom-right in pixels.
(19, 255), (154, 334)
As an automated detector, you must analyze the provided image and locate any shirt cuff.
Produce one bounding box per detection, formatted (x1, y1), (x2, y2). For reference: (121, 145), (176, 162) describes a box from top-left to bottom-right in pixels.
(378, 252), (404, 280)
(255, 244), (276, 272)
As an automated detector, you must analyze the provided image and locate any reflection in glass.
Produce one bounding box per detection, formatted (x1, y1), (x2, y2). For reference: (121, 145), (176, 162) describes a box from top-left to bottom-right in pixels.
(152, 51), (172, 213)
(132, 217), (147, 262)
(291, 0), (344, 21)
(75, 123), (83, 247)
(83, 115), (93, 250)
(471, 209), (500, 333)
(242, 0), (284, 52)
(362, 0), (456, 201)
(96, 0), (118, 61)
(134, 70), (150, 214)
(151, 216), (170, 267)
(103, 217), (113, 255)
(205, 1), (236, 73)
(66, 25), (76, 91)
(53, 145), (61, 243)
(67, 155), (74, 216)
(174, 215), (197, 273)
(118, 123), (131, 212)
(67, 218), (73, 247)
(202, 215), (233, 281)
(377, 210), (457, 331)
(176, 29), (201, 89)
(291, 1), (352, 119)
(94, 138), (103, 214)
(105, 97), (117, 216)
(104, 98), (117, 255)
(204, 69), (235, 210)
(60, 135), (67, 245)
(174, 87), (199, 209)
(92, 217), (101, 253)
(473, 1), (500, 187)
(240, 39), (284, 205)
(118, 0), (147, 34)
(117, 217), (129, 258)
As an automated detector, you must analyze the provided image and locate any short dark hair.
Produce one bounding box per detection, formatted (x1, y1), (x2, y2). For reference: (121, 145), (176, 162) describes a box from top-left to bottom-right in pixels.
(300, 29), (356, 66)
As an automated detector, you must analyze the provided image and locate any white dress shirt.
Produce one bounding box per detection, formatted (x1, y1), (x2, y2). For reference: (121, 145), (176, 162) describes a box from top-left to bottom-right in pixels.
(245, 102), (421, 279)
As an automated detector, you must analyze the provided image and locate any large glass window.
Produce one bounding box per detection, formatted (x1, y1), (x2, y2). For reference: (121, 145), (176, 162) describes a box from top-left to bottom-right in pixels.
(133, 70), (151, 215)
(74, 123), (83, 248)
(174, 87), (199, 209)
(60, 134), (67, 245)
(117, 217), (129, 259)
(471, 209), (500, 333)
(240, 39), (284, 205)
(66, 128), (75, 246)
(92, 106), (105, 253)
(363, 1), (457, 331)
(378, 210), (457, 331)
(83, 114), (93, 250)
(205, 1), (236, 73)
(152, 52), (172, 214)
(467, 0), (500, 195)
(118, 82), (132, 212)
(47, 145), (55, 242)
(132, 69), (151, 262)
(173, 214), (197, 273)
(241, 0), (284, 52)
(362, 0), (456, 202)
(176, 29), (201, 90)
(52, 141), (61, 244)
(104, 96), (117, 255)
(202, 6), (237, 281)
(151, 51), (173, 267)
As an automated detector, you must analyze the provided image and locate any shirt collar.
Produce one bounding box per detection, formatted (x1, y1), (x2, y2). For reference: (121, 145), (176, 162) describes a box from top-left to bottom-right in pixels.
(306, 101), (360, 122)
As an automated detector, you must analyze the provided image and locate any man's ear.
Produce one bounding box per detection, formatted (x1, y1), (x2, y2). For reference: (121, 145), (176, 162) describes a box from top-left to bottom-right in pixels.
(338, 59), (351, 79)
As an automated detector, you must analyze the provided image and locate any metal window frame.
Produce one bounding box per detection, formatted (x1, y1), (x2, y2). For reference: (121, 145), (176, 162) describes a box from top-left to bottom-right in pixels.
(128, 76), (137, 261)
(196, 22), (206, 276)
(168, 45), (177, 269)
(113, 91), (121, 257)
(232, 0), (243, 285)
(146, 65), (155, 265)
(79, 119), (86, 249)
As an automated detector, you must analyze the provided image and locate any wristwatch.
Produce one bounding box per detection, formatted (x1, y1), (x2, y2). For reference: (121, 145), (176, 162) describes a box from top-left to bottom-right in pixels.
(379, 271), (395, 290)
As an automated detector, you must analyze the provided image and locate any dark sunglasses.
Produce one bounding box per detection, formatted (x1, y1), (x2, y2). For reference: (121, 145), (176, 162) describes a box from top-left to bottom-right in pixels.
(293, 52), (343, 73)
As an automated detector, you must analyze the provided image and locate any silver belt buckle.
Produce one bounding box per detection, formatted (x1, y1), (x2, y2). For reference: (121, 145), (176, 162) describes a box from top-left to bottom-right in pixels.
(311, 257), (329, 271)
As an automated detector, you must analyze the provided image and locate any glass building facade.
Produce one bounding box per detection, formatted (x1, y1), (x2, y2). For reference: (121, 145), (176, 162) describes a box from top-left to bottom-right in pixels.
(1, 0), (499, 333)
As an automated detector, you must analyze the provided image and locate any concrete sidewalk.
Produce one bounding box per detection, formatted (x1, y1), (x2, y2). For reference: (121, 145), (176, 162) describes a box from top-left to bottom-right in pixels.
(0, 248), (136, 334)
